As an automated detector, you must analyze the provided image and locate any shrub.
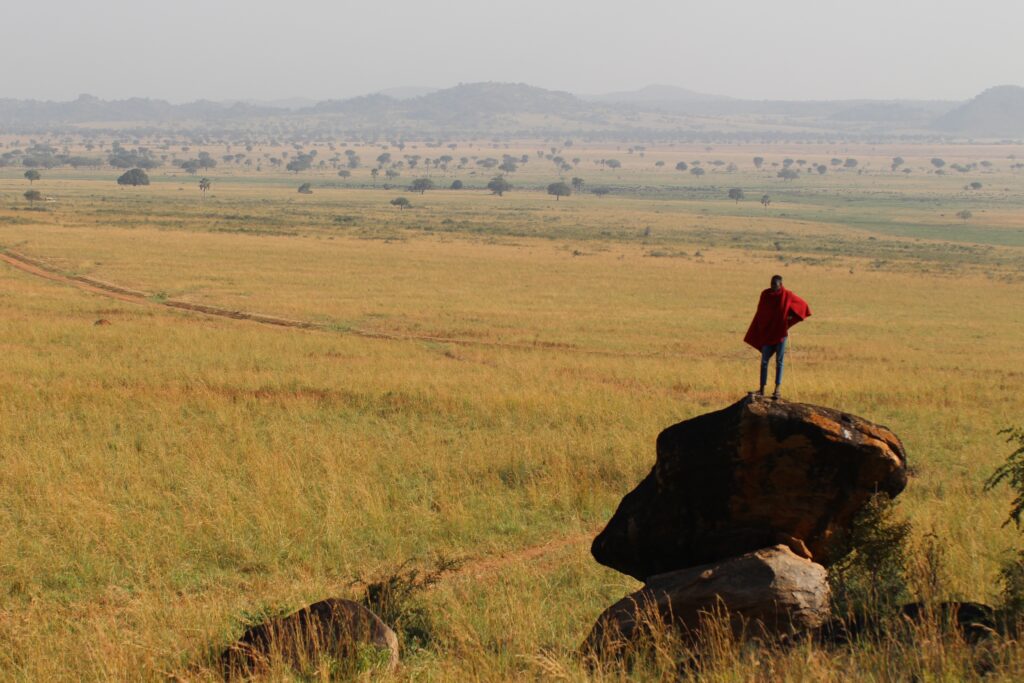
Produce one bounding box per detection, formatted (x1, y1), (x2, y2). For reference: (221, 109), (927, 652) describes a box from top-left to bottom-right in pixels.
(354, 557), (460, 649)
(985, 428), (1024, 613)
(828, 493), (912, 616)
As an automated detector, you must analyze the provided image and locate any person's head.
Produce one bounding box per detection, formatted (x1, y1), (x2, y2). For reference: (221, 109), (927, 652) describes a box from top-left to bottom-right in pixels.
(770, 275), (783, 291)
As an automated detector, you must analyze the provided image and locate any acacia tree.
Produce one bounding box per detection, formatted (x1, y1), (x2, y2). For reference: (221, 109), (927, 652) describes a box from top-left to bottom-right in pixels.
(761, 194), (771, 210)
(956, 210), (973, 223)
(675, 161), (688, 172)
(24, 189), (42, 205)
(571, 177), (584, 193)
(24, 169), (40, 185)
(390, 196), (411, 210)
(487, 175), (511, 196)
(728, 188), (744, 203)
(410, 178), (434, 194)
(753, 157), (764, 169)
(198, 177), (211, 198)
(547, 182), (571, 201)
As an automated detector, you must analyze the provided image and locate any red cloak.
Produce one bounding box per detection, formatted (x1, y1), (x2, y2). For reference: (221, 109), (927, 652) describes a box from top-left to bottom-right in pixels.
(743, 287), (811, 349)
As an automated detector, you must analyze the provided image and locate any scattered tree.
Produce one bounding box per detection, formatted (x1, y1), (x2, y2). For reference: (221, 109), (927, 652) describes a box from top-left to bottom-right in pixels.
(753, 156), (764, 169)
(777, 168), (800, 180)
(450, 180), (464, 190)
(843, 158), (858, 169)
(891, 156), (905, 171)
(675, 161), (688, 172)
(931, 158), (946, 169)
(297, 182), (313, 194)
(592, 186), (611, 197)
(968, 182), (983, 190)
(690, 166), (705, 177)
(24, 169), (40, 184)
(571, 177), (585, 193)
(337, 170), (351, 178)
(956, 209), (972, 222)
(390, 196), (411, 210)
(410, 178), (434, 194)
(23, 189), (42, 205)
(761, 194), (771, 210)
(116, 168), (150, 186)
(198, 177), (211, 197)
(486, 175), (512, 196)
(727, 188), (744, 203)
(547, 181), (571, 201)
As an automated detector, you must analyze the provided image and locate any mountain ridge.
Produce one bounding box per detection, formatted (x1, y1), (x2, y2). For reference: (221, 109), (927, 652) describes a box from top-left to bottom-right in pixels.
(0, 82), (1019, 137)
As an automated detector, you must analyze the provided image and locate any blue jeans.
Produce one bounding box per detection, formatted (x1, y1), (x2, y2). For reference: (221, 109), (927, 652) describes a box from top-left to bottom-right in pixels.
(760, 338), (787, 388)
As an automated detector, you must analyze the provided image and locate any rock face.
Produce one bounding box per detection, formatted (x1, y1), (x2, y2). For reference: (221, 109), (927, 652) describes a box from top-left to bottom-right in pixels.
(592, 396), (907, 580)
(582, 545), (830, 658)
(220, 598), (399, 678)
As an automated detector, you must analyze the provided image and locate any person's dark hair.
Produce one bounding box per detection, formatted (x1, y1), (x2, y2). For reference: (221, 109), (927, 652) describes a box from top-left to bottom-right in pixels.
(771, 274), (784, 288)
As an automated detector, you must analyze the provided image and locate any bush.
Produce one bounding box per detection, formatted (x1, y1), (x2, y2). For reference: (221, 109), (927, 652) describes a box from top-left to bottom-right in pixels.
(985, 428), (1024, 613)
(449, 180), (463, 190)
(354, 557), (460, 649)
(828, 493), (912, 616)
(116, 168), (150, 186)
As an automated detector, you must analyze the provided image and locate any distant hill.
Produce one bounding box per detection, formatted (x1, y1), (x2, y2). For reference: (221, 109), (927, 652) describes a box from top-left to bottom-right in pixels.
(405, 82), (583, 122)
(306, 82), (584, 126)
(583, 84), (729, 105)
(375, 86), (439, 100)
(0, 93), (284, 125)
(933, 85), (1024, 137)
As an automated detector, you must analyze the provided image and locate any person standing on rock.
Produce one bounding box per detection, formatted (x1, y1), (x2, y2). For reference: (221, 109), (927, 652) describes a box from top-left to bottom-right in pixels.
(744, 275), (811, 399)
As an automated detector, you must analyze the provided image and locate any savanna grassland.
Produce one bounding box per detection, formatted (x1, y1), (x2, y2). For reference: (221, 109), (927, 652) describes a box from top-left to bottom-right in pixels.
(1, 137), (1024, 680)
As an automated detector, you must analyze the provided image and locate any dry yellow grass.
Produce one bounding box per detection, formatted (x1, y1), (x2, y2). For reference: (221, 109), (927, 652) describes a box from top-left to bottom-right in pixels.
(0, 140), (1023, 680)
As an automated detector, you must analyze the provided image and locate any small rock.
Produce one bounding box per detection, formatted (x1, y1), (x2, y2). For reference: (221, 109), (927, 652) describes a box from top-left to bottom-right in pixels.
(220, 598), (399, 678)
(582, 545), (830, 660)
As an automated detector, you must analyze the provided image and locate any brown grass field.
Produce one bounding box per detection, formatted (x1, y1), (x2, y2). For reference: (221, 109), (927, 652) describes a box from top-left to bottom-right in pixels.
(1, 138), (1024, 680)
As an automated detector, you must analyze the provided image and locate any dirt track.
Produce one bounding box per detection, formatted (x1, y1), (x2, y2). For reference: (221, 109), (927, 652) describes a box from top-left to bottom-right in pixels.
(0, 248), (659, 357)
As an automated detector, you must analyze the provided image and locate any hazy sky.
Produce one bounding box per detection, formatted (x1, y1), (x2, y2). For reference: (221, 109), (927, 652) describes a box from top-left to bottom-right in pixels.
(4, 0), (1021, 103)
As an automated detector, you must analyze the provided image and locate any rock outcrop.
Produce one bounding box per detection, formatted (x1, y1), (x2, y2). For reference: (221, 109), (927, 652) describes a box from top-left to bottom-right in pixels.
(582, 545), (830, 658)
(220, 598), (399, 678)
(592, 396), (907, 581)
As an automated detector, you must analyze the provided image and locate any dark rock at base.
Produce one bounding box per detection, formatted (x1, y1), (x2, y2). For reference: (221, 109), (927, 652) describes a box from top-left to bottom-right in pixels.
(592, 396), (907, 580)
(813, 601), (1000, 646)
(220, 598), (399, 678)
(582, 545), (830, 660)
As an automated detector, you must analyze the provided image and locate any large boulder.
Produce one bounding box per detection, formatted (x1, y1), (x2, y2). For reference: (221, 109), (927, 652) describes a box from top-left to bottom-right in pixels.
(220, 598), (399, 678)
(582, 545), (830, 659)
(593, 396), (907, 580)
